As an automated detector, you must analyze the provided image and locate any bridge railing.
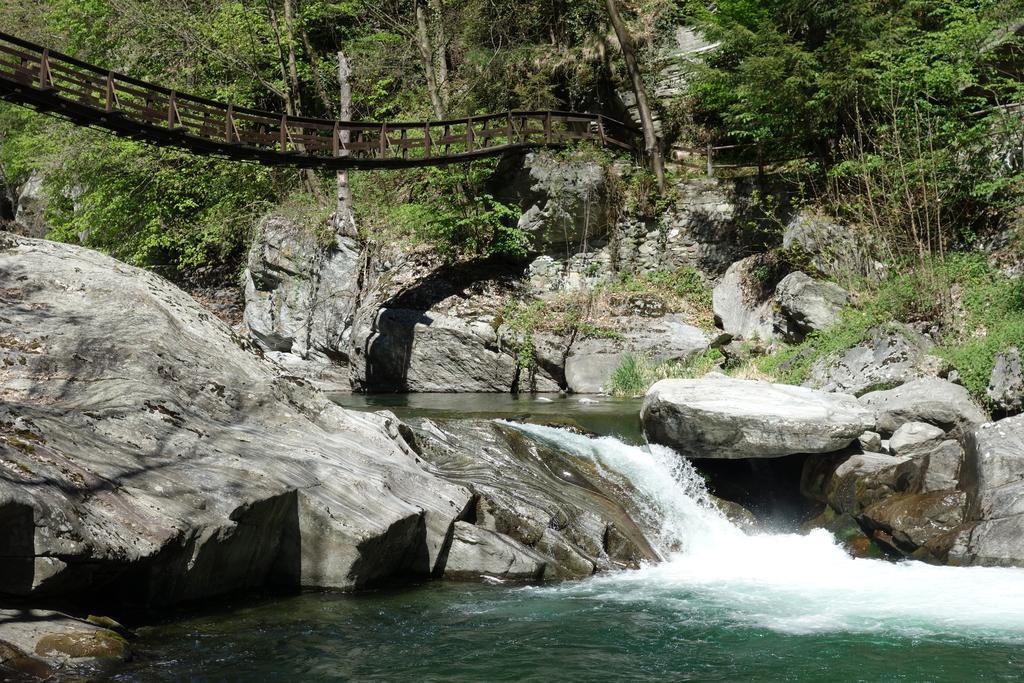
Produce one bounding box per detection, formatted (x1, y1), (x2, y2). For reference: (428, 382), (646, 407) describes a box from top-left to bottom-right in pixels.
(0, 31), (638, 168)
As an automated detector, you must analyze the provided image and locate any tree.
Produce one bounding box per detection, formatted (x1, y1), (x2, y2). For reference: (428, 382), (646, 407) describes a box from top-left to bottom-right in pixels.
(604, 0), (666, 193)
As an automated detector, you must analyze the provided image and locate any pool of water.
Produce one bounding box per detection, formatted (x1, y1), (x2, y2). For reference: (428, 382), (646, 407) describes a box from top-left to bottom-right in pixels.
(330, 392), (645, 443)
(111, 411), (1024, 682)
(114, 581), (1024, 682)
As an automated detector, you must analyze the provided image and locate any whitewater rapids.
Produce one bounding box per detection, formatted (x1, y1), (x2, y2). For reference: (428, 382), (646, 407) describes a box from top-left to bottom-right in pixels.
(507, 422), (1024, 640)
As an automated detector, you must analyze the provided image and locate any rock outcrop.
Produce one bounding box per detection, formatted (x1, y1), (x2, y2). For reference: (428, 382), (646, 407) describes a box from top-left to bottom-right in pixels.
(940, 415), (1024, 566)
(781, 210), (878, 281)
(563, 315), (709, 393)
(0, 609), (130, 678)
(641, 377), (874, 458)
(774, 271), (848, 341)
(405, 419), (659, 579)
(1, 233), (479, 606)
(243, 216), (361, 391)
(711, 255), (784, 341)
(988, 346), (1023, 416)
(859, 378), (988, 439)
(442, 522), (547, 582)
(804, 323), (945, 395)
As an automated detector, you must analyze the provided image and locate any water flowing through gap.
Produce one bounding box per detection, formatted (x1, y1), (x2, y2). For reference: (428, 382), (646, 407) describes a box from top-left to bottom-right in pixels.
(506, 422), (1024, 639)
(118, 421), (1024, 681)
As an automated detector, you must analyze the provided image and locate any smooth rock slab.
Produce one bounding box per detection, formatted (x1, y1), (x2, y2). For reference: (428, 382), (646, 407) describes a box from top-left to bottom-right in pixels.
(443, 522), (547, 582)
(641, 377), (875, 458)
(988, 347), (1024, 415)
(0, 234), (473, 606)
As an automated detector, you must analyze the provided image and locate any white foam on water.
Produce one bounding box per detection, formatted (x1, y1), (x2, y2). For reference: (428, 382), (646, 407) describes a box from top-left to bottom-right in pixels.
(505, 421), (1024, 639)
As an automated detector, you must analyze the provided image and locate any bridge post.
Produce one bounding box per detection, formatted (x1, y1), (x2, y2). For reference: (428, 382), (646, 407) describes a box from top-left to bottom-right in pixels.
(597, 116), (607, 147)
(424, 123), (432, 158)
(544, 112), (552, 144)
(333, 121), (340, 157)
(706, 143), (714, 178)
(280, 115), (288, 152)
(505, 112), (513, 146)
(379, 123), (387, 158)
(225, 104), (235, 142)
(467, 116), (475, 153)
(104, 72), (117, 112)
(38, 48), (51, 90)
(167, 91), (178, 129)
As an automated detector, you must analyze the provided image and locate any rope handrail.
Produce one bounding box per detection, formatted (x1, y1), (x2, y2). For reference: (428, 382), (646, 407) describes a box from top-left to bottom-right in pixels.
(0, 31), (639, 170)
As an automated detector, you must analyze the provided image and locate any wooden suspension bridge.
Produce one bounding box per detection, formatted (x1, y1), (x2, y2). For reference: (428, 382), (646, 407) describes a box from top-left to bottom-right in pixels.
(0, 31), (639, 170)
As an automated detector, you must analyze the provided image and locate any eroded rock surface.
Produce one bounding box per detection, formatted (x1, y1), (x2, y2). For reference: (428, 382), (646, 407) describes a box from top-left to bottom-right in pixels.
(805, 324), (944, 395)
(859, 378), (987, 439)
(0, 233), (475, 606)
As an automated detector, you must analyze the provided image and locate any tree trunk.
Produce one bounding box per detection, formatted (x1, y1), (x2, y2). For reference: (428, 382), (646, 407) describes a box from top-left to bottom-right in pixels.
(415, 0), (445, 119)
(604, 0), (665, 194)
(430, 0), (450, 112)
(336, 50), (357, 238)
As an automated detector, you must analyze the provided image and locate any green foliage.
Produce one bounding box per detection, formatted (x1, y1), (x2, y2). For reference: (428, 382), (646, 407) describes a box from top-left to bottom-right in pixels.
(611, 266), (714, 324)
(36, 123), (280, 272)
(755, 254), (1024, 406)
(393, 162), (526, 261)
(608, 348), (725, 397)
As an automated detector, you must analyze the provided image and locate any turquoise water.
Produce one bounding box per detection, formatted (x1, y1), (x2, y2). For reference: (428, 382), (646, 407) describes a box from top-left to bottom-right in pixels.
(114, 582), (1024, 681)
(329, 392), (646, 443)
(113, 418), (1024, 681)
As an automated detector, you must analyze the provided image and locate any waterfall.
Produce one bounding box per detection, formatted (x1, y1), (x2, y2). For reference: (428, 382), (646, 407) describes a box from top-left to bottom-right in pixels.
(506, 422), (1024, 639)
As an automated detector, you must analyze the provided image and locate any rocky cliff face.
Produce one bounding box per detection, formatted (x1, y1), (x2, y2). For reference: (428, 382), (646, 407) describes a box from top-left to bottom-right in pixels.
(0, 233), (659, 617)
(242, 157), (784, 394)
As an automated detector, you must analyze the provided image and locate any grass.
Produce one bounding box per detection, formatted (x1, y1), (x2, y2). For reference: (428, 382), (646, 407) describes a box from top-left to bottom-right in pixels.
(753, 253), (1024, 406)
(606, 254), (1023, 407)
(608, 349), (725, 397)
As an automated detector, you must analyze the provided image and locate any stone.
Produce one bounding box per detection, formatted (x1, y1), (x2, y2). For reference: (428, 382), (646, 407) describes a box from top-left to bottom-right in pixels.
(943, 415), (1024, 567)
(889, 422), (946, 455)
(988, 346), (1024, 415)
(859, 378), (988, 439)
(404, 419), (658, 577)
(826, 452), (924, 515)
(920, 440), (964, 492)
(712, 255), (784, 341)
(12, 171), (48, 238)
(0, 609), (129, 673)
(442, 522), (547, 582)
(774, 271), (848, 341)
(858, 431), (882, 452)
(243, 215), (361, 391)
(0, 233), (473, 605)
(781, 210), (878, 281)
(859, 491), (967, 554)
(641, 377), (875, 459)
(563, 314), (710, 393)
(804, 323), (944, 395)
(493, 151), (608, 255)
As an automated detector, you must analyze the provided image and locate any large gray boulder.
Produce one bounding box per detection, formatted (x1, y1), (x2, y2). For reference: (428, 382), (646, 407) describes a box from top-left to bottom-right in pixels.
(0, 233), (474, 606)
(13, 170), (49, 238)
(804, 323), (944, 395)
(781, 210), (878, 281)
(442, 522), (547, 582)
(860, 491), (967, 556)
(493, 151), (608, 255)
(405, 419), (658, 578)
(988, 346), (1023, 415)
(563, 314), (710, 393)
(944, 415), (1024, 566)
(0, 609), (129, 677)
(859, 378), (987, 439)
(641, 377), (875, 458)
(711, 255), (782, 341)
(243, 216), (361, 391)
(774, 271), (848, 341)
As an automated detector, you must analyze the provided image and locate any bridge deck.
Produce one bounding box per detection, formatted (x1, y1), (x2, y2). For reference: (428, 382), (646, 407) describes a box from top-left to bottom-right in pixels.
(0, 32), (638, 170)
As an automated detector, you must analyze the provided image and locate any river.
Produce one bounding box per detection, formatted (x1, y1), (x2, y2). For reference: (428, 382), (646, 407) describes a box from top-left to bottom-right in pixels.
(113, 401), (1024, 681)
